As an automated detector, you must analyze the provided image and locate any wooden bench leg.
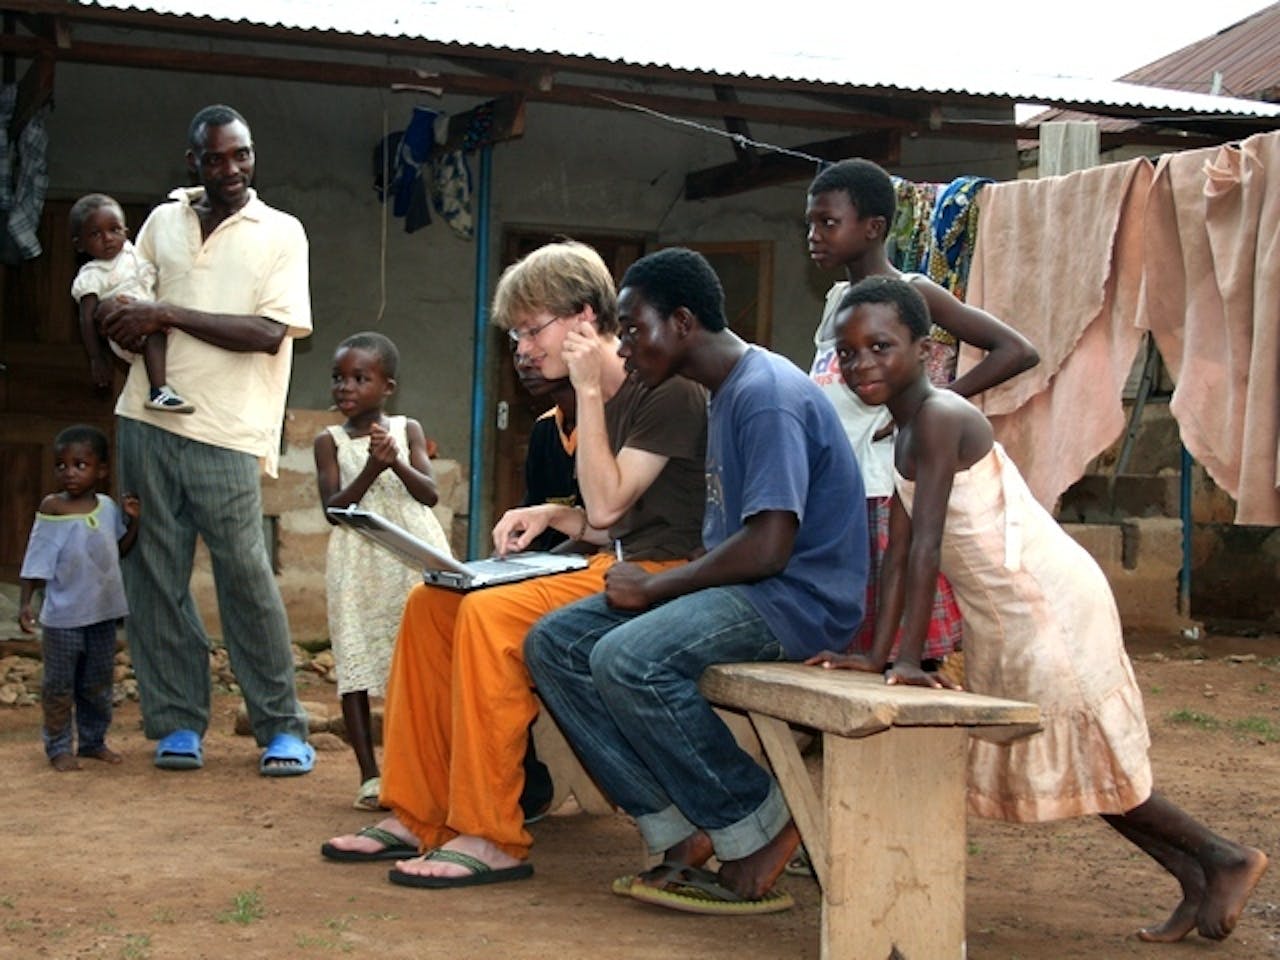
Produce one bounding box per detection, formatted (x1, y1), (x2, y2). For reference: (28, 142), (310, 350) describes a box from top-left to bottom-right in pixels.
(750, 712), (829, 888)
(530, 700), (615, 814)
(823, 726), (968, 960)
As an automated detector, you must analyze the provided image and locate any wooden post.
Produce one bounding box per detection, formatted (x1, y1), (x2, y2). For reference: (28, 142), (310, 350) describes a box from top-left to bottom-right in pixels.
(822, 726), (968, 960)
(750, 711), (828, 889)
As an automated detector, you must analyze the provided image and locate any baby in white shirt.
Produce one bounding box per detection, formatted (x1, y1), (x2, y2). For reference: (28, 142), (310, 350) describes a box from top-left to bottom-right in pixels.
(71, 193), (192, 413)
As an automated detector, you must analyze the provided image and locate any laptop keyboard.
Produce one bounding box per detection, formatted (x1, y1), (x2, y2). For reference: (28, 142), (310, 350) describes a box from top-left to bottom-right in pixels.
(468, 557), (539, 576)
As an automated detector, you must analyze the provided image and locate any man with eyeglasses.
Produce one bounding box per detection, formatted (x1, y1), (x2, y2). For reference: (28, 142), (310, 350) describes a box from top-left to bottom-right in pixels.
(322, 240), (708, 889)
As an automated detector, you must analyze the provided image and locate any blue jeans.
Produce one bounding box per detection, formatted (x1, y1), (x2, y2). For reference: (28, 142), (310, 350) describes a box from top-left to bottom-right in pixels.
(525, 587), (789, 861)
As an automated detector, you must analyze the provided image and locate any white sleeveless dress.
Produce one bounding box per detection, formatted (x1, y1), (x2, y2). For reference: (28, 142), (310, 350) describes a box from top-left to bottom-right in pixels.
(325, 416), (451, 695)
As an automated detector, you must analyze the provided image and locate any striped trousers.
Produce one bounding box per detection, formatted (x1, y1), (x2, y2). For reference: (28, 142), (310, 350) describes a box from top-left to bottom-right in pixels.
(116, 418), (307, 746)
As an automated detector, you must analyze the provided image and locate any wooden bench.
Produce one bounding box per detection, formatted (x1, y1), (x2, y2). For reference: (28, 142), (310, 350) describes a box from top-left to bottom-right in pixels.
(700, 662), (1039, 960)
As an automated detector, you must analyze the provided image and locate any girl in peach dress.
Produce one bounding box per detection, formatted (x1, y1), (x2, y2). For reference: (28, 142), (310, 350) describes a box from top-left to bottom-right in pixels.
(809, 276), (1267, 945)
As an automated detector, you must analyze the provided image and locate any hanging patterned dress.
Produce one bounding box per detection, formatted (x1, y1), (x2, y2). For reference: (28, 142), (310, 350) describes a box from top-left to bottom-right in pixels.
(325, 415), (452, 696)
(896, 443), (1153, 822)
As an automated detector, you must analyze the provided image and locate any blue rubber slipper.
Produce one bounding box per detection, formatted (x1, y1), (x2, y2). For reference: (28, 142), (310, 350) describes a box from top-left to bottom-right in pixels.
(154, 729), (203, 770)
(259, 733), (316, 777)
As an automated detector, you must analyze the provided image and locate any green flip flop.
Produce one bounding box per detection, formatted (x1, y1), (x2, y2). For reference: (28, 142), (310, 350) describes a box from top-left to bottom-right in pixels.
(387, 848), (533, 888)
(321, 825), (419, 863)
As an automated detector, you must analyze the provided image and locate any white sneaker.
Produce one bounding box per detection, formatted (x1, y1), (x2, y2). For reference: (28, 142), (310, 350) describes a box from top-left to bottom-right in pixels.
(146, 386), (195, 414)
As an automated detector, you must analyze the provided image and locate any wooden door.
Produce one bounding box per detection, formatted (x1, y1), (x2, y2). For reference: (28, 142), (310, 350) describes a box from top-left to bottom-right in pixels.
(682, 241), (774, 347)
(0, 198), (150, 579)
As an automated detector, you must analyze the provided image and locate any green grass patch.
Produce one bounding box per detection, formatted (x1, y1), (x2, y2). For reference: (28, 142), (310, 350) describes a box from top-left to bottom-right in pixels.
(295, 932), (354, 952)
(1230, 716), (1280, 742)
(1167, 708), (1220, 730)
(218, 888), (265, 926)
(1167, 709), (1279, 742)
(120, 933), (152, 960)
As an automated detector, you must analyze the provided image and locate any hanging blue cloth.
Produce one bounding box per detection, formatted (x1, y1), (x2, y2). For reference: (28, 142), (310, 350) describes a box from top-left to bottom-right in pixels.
(925, 175), (991, 299)
(393, 106), (440, 233)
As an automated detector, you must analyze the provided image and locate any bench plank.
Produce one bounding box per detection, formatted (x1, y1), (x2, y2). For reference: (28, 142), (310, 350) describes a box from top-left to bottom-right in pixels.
(702, 662), (1040, 739)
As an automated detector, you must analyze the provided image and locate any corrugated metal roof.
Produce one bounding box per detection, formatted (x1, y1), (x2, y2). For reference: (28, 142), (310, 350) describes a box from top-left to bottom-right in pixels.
(1123, 1), (1280, 100)
(77, 0), (1280, 119)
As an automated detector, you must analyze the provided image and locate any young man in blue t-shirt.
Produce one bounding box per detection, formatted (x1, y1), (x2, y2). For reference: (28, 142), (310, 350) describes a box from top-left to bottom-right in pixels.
(525, 247), (868, 914)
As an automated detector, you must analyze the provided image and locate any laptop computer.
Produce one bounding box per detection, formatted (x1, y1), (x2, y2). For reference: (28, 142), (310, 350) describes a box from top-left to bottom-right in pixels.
(326, 505), (589, 591)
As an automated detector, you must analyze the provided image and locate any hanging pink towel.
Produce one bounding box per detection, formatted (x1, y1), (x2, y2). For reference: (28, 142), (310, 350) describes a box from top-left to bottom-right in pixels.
(1140, 131), (1280, 526)
(961, 158), (1152, 508)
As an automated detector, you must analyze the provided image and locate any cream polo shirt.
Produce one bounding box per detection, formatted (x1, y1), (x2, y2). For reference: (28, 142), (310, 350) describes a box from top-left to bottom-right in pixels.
(114, 187), (311, 477)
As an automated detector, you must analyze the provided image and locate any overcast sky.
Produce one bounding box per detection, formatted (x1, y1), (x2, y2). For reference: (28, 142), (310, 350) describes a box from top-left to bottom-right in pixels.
(883, 2), (1266, 83)
(620, 0), (1275, 121)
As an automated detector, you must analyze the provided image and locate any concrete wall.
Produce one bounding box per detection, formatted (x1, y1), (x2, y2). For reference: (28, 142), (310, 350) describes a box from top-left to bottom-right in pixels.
(1057, 404), (1280, 632)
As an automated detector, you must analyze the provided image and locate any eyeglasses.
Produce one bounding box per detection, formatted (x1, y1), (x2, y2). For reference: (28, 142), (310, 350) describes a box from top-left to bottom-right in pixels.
(507, 315), (561, 344)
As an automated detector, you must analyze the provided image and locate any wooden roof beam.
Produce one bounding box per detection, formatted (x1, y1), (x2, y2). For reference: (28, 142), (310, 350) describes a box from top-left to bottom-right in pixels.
(435, 93), (526, 152)
(0, 1), (1027, 108)
(2, 12), (51, 137)
(0, 33), (923, 133)
(713, 83), (759, 168)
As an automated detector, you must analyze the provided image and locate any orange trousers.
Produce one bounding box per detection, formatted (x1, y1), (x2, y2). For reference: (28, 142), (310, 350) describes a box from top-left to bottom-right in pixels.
(379, 553), (683, 860)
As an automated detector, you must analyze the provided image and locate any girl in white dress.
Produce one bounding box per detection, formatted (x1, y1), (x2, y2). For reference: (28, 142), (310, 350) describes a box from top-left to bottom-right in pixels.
(315, 331), (451, 810)
(809, 277), (1267, 945)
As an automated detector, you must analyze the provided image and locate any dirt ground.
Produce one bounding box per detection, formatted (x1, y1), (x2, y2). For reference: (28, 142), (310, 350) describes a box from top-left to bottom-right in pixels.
(0, 632), (1277, 960)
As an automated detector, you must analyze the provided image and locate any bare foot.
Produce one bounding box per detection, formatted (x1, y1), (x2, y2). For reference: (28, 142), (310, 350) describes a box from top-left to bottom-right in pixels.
(50, 753), (80, 772)
(1136, 894), (1200, 943)
(718, 820), (800, 900)
(79, 746), (123, 764)
(634, 831), (715, 889)
(393, 835), (521, 880)
(1196, 846), (1268, 940)
(1136, 856), (1205, 942)
(324, 817), (417, 856)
